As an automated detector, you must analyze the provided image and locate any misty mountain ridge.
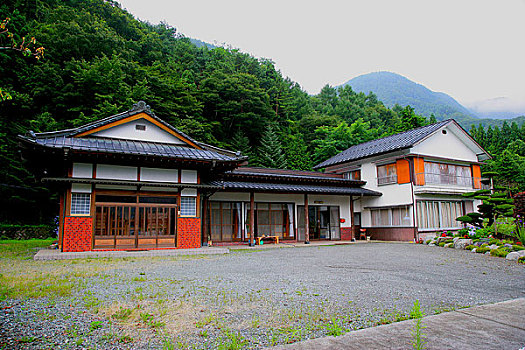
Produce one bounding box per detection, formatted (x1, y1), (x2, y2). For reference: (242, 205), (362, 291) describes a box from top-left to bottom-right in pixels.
(340, 71), (476, 122)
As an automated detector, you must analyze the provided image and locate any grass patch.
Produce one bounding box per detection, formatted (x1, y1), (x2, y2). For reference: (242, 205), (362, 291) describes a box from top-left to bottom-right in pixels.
(0, 272), (75, 300)
(0, 238), (54, 259)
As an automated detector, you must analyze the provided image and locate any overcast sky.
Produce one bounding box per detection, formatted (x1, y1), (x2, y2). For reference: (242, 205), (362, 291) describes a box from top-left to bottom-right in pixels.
(117, 0), (525, 107)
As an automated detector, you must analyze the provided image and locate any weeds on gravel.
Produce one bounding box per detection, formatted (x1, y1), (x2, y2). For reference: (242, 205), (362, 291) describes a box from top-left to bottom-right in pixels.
(112, 307), (133, 320)
(410, 300), (426, 350)
(217, 330), (248, 350)
(322, 316), (347, 336)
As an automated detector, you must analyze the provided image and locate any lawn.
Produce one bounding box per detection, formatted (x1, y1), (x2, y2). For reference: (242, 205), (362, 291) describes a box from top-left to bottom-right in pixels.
(0, 241), (524, 349)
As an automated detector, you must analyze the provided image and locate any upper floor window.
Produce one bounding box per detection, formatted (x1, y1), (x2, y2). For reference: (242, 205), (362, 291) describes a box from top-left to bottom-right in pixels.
(344, 169), (361, 180)
(377, 163), (397, 185)
(423, 162), (472, 187)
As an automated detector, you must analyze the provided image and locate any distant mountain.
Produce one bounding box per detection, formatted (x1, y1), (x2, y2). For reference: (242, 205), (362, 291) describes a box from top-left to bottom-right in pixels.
(466, 97), (525, 119)
(340, 71), (477, 122)
(189, 38), (216, 49)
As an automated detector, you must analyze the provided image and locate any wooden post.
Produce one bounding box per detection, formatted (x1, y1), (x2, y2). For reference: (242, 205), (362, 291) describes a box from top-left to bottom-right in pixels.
(304, 193), (310, 244)
(249, 192), (255, 246)
(202, 196), (208, 246)
(349, 195), (354, 241)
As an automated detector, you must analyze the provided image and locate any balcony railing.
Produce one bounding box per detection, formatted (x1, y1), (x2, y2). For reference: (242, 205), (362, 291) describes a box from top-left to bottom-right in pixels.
(377, 175), (398, 185)
(416, 172), (478, 188)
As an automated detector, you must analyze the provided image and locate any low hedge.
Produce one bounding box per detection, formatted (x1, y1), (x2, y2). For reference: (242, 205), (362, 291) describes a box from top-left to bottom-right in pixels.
(0, 224), (55, 240)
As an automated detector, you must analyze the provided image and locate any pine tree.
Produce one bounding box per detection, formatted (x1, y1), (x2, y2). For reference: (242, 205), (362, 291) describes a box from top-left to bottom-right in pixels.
(230, 130), (252, 159)
(255, 125), (287, 169)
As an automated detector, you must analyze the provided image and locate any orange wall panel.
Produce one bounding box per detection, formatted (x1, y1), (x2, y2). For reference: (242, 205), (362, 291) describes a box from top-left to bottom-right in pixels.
(472, 164), (481, 189)
(396, 159), (410, 184)
(413, 158), (425, 185)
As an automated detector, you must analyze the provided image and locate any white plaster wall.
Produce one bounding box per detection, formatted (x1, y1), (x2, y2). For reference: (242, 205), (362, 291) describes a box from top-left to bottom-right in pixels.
(71, 183), (92, 193)
(141, 167), (178, 183)
(181, 188), (197, 197)
(92, 119), (186, 145)
(72, 163), (93, 178)
(360, 162), (414, 208)
(96, 165), (137, 181)
(411, 126), (478, 162)
(181, 170), (197, 184)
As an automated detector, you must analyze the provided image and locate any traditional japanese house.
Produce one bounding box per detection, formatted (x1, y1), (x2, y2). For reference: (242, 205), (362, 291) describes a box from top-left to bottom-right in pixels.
(19, 102), (380, 252)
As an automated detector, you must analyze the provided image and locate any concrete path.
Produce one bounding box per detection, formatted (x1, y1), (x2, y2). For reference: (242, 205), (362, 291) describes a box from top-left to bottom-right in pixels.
(269, 298), (525, 350)
(34, 246), (229, 260)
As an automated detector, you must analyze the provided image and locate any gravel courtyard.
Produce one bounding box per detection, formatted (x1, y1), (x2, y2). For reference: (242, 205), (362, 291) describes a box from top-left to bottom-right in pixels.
(1, 243), (524, 349)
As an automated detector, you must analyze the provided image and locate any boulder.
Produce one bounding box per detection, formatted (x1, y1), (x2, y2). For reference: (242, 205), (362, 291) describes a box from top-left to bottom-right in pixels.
(444, 243), (454, 248)
(437, 236), (453, 244)
(488, 244), (499, 250)
(506, 252), (520, 261)
(471, 248), (477, 253)
(454, 239), (473, 250)
(453, 237), (460, 244)
(517, 250), (525, 258)
(428, 243), (435, 247)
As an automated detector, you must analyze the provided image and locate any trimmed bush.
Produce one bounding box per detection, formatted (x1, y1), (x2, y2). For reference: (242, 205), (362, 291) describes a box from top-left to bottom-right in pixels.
(476, 247), (490, 254)
(490, 249), (509, 258)
(518, 256), (525, 264)
(0, 224), (55, 240)
(438, 242), (446, 247)
(465, 245), (477, 251)
(512, 245), (524, 251)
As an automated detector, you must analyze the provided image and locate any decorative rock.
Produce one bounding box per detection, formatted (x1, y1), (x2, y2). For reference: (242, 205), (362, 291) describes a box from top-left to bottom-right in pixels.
(517, 250), (525, 258)
(444, 243), (454, 248)
(437, 236), (453, 244)
(453, 237), (460, 244)
(471, 248), (477, 252)
(428, 243), (435, 247)
(488, 244), (499, 250)
(454, 239), (473, 250)
(505, 252), (520, 261)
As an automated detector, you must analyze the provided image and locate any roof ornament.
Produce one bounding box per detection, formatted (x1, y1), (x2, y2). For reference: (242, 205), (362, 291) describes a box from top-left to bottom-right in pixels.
(130, 101), (155, 116)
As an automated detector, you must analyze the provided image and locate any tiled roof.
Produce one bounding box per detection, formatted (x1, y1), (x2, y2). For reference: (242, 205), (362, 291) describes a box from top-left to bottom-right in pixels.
(20, 135), (239, 162)
(226, 167), (365, 185)
(210, 180), (381, 196)
(314, 120), (452, 169)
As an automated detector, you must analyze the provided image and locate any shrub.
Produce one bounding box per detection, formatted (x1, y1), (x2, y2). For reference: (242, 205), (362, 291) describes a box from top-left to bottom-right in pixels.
(518, 256), (525, 264)
(438, 242), (446, 247)
(512, 245), (524, 251)
(465, 245), (477, 251)
(444, 239), (454, 244)
(476, 247), (490, 254)
(490, 249), (509, 258)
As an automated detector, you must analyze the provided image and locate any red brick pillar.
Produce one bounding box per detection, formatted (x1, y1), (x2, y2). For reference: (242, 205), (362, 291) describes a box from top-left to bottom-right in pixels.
(177, 217), (202, 249)
(62, 216), (93, 252)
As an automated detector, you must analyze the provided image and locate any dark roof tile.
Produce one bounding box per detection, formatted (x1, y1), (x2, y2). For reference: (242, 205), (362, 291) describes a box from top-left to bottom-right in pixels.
(314, 120), (452, 169)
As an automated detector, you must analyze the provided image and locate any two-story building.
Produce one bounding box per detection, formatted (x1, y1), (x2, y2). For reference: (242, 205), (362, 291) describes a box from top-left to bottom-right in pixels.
(19, 103), (491, 251)
(315, 120), (491, 241)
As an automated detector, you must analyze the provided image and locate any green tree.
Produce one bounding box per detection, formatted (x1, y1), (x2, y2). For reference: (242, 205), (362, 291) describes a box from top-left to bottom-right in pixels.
(254, 125), (287, 169)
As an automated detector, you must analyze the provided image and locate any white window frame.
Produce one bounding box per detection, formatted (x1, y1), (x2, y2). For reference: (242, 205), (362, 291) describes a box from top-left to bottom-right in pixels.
(70, 193), (91, 216)
(370, 206), (411, 227)
(417, 200), (464, 230)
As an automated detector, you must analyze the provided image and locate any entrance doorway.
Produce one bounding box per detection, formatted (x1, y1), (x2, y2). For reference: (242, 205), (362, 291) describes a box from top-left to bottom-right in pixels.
(298, 206), (341, 241)
(93, 194), (177, 249)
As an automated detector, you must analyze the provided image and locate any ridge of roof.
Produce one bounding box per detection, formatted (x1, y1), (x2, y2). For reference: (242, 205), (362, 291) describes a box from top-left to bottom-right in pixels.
(314, 119), (453, 169)
(21, 101), (242, 159)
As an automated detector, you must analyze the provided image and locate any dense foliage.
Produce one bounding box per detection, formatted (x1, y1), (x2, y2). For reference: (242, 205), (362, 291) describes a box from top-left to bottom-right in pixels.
(470, 122), (525, 192)
(0, 0), (523, 225)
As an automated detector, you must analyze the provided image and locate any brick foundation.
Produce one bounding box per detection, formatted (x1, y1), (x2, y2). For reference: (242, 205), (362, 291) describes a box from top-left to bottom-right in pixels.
(63, 216), (92, 252)
(177, 217), (201, 249)
(341, 227), (353, 240)
(364, 227), (416, 241)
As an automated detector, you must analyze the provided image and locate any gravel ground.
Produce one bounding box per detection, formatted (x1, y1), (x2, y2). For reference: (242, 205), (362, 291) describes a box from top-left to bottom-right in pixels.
(1, 243), (524, 349)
